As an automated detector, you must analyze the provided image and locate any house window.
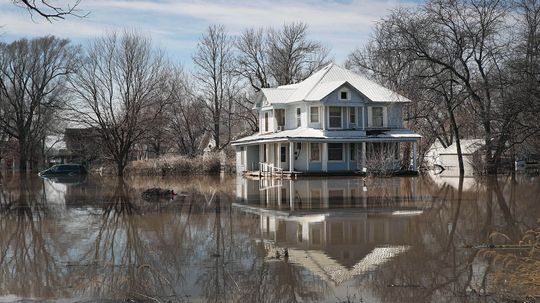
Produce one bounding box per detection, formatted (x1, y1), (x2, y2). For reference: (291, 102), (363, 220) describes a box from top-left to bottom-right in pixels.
(310, 107), (319, 123)
(349, 108), (356, 126)
(264, 112), (269, 132)
(310, 143), (320, 161)
(329, 107), (342, 128)
(280, 146), (286, 162)
(350, 144), (356, 161)
(296, 108), (301, 127)
(372, 107), (384, 127)
(263, 144), (267, 162)
(276, 109), (285, 128)
(339, 89), (350, 100)
(328, 143), (343, 161)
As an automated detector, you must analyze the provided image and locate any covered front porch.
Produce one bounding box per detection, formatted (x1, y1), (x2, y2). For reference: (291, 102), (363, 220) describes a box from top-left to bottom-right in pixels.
(235, 139), (419, 177)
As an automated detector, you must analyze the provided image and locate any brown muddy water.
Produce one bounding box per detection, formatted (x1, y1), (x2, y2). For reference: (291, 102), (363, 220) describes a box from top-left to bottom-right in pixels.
(0, 172), (538, 303)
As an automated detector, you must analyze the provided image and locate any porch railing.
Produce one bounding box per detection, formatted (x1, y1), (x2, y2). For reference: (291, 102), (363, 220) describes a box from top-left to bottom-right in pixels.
(259, 162), (284, 178)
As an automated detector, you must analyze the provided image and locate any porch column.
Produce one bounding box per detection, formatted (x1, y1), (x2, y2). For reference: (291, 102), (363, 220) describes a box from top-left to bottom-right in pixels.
(361, 142), (366, 170)
(322, 142), (328, 172)
(412, 141), (418, 171)
(289, 141), (294, 172)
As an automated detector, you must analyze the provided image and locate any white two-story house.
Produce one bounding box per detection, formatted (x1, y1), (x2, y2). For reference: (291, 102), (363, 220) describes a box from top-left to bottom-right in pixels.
(232, 64), (421, 175)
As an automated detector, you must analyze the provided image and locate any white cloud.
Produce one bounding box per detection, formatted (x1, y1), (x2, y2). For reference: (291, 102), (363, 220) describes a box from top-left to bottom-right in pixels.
(0, 0), (419, 66)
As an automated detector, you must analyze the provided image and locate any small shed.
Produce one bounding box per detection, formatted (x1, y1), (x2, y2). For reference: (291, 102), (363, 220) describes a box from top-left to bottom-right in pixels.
(426, 139), (483, 173)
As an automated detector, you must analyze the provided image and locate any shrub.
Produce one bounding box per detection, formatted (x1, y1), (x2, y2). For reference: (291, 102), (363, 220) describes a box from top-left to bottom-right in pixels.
(125, 153), (226, 176)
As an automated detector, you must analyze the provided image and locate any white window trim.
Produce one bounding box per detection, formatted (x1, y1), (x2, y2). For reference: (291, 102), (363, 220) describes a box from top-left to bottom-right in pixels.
(327, 143), (345, 162)
(368, 106), (387, 128)
(309, 143), (321, 162)
(339, 88), (351, 101)
(310, 106), (320, 123)
(296, 107), (302, 128)
(328, 106), (343, 129)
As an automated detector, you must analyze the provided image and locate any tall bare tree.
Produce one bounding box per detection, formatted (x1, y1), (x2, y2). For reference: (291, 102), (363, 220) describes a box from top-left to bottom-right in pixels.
(349, 0), (540, 174)
(0, 36), (77, 171)
(193, 25), (240, 151)
(69, 31), (171, 176)
(169, 67), (206, 156)
(267, 22), (331, 86)
(236, 22), (331, 91)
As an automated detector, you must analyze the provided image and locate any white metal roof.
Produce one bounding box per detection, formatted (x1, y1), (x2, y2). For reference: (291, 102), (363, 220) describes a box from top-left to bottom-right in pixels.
(232, 128), (421, 145)
(259, 64), (411, 105)
(439, 139), (483, 155)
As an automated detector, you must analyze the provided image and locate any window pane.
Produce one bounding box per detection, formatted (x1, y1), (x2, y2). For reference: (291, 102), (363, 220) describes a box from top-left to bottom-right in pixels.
(296, 108), (301, 127)
(329, 107), (341, 128)
(328, 143), (343, 161)
(280, 146), (286, 162)
(350, 144), (356, 160)
(372, 107), (383, 127)
(310, 143), (320, 161)
(310, 107), (319, 123)
(349, 108), (356, 124)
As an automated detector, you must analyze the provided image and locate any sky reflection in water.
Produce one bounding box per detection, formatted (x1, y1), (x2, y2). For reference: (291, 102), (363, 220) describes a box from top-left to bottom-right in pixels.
(0, 172), (538, 302)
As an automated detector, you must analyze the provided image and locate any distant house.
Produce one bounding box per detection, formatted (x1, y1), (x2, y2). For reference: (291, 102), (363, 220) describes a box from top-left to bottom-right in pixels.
(63, 128), (102, 165)
(425, 139), (483, 173)
(232, 64), (421, 175)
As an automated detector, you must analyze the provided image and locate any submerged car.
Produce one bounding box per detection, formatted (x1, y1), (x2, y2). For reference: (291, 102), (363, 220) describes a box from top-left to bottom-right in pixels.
(38, 164), (88, 176)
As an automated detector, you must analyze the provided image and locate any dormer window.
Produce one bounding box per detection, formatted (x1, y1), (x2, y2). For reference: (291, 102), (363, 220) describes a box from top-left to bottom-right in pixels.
(339, 88), (351, 101)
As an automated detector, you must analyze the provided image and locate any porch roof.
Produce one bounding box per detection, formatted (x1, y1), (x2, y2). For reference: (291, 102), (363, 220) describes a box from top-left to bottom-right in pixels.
(231, 128), (421, 146)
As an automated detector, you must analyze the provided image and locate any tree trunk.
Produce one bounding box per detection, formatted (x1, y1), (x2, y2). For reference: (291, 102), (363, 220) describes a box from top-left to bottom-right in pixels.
(116, 160), (126, 177)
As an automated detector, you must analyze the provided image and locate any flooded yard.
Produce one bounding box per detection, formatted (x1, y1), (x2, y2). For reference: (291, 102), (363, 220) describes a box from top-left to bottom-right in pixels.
(0, 173), (538, 302)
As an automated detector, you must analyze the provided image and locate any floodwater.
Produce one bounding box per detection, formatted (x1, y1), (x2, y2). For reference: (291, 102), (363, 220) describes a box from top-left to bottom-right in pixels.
(0, 172), (538, 303)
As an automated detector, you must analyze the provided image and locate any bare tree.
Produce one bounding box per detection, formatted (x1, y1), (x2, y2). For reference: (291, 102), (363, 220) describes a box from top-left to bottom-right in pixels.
(349, 0), (540, 174)
(169, 67), (206, 156)
(193, 25), (240, 151)
(236, 22), (331, 91)
(12, 0), (87, 21)
(69, 31), (171, 176)
(267, 22), (331, 86)
(0, 36), (77, 171)
(234, 22), (331, 135)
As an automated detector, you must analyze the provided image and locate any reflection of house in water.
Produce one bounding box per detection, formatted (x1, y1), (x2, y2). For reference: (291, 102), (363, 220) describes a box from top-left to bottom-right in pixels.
(234, 177), (429, 285)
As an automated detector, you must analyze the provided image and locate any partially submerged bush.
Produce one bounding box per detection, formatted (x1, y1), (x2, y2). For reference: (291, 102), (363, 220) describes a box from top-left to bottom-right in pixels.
(125, 153), (224, 176)
(365, 145), (401, 176)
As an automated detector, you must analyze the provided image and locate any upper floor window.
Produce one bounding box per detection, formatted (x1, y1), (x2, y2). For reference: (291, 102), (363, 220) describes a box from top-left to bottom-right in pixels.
(372, 107), (384, 127)
(349, 108), (356, 126)
(264, 112), (269, 132)
(329, 107), (342, 128)
(339, 88), (350, 101)
(275, 109), (285, 128)
(296, 108), (301, 127)
(310, 107), (319, 123)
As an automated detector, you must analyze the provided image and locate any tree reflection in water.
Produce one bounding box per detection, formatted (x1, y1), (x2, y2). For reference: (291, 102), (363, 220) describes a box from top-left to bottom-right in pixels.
(0, 175), (61, 299)
(364, 175), (540, 302)
(74, 179), (189, 302)
(0, 174), (537, 302)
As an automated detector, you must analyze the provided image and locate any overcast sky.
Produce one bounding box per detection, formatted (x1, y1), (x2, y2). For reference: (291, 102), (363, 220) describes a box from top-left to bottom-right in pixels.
(0, 0), (421, 69)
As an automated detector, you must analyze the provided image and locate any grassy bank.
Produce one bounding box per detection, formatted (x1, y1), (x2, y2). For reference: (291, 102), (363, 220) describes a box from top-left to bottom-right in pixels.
(125, 153), (233, 176)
